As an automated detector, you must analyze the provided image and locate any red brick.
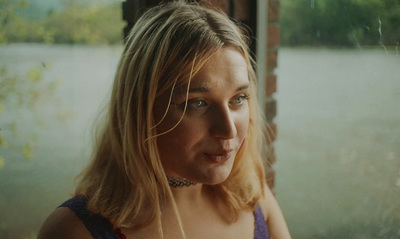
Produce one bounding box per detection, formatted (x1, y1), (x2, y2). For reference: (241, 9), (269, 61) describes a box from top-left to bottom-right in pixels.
(268, 0), (280, 22)
(265, 100), (277, 123)
(267, 24), (280, 47)
(265, 74), (277, 95)
(201, 0), (230, 13)
(266, 49), (278, 70)
(233, 0), (250, 21)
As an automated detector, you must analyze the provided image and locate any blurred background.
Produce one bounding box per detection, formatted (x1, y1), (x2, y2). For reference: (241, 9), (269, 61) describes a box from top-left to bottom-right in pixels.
(0, 0), (399, 238)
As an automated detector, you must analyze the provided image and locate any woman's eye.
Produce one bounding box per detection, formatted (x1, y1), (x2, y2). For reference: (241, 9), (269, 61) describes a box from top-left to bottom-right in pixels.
(232, 94), (249, 105)
(174, 99), (207, 111)
(189, 99), (207, 109)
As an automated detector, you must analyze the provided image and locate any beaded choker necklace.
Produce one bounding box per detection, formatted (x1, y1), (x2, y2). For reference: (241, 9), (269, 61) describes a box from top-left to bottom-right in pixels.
(167, 176), (196, 188)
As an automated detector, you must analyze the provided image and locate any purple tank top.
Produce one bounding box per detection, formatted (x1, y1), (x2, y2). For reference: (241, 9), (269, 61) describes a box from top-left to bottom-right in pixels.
(60, 196), (269, 239)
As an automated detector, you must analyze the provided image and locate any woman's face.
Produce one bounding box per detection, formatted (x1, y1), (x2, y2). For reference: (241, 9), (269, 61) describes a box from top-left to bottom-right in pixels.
(154, 47), (250, 185)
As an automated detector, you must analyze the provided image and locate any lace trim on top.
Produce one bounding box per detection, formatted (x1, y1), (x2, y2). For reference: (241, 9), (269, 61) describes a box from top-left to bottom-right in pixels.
(254, 206), (270, 239)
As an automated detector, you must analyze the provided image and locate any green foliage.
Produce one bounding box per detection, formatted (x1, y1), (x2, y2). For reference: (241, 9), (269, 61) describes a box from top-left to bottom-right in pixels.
(0, 156), (4, 169)
(43, 3), (124, 44)
(0, 64), (67, 167)
(281, 0), (400, 46)
(0, 0), (29, 43)
(1, 0), (124, 44)
(3, 0), (400, 46)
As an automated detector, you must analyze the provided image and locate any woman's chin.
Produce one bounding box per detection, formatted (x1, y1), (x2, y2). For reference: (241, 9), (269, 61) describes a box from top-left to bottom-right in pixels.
(198, 170), (232, 185)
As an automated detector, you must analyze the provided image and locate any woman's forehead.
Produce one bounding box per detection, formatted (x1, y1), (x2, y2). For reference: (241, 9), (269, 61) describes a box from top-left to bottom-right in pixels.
(182, 48), (247, 82)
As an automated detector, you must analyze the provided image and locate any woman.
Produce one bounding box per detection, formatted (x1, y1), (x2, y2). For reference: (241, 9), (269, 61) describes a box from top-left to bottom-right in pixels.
(38, 1), (291, 238)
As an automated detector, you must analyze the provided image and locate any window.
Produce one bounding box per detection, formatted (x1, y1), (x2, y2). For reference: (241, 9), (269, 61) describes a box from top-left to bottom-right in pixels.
(275, 0), (400, 238)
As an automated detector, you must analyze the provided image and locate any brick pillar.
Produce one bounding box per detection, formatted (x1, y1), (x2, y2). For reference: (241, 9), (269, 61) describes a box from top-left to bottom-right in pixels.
(264, 0), (280, 189)
(202, 0), (257, 57)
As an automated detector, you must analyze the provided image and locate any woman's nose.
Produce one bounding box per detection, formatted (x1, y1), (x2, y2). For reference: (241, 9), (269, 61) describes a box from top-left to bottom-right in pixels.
(209, 106), (237, 139)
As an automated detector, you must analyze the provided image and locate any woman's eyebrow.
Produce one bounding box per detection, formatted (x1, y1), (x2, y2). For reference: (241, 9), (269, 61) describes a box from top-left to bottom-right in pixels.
(188, 83), (249, 93)
(174, 83), (249, 97)
(188, 86), (210, 93)
(236, 84), (250, 91)
(172, 86), (210, 97)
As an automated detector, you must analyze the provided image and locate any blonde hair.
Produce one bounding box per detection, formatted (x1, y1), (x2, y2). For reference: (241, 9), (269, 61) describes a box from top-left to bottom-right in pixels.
(75, 1), (266, 237)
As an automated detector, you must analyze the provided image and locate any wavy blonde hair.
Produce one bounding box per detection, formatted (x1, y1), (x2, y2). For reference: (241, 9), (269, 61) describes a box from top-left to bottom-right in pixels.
(75, 1), (266, 237)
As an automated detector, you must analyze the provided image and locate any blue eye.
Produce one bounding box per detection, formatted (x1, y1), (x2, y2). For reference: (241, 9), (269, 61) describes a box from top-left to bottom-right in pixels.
(232, 94), (249, 105)
(189, 99), (207, 109)
(174, 99), (207, 111)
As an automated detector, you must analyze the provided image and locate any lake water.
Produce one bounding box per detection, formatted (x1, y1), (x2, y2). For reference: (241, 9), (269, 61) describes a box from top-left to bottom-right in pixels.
(0, 44), (399, 238)
(275, 48), (400, 238)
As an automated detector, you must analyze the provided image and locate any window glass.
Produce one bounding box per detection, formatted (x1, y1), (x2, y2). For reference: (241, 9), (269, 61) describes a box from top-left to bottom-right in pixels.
(0, 0), (124, 237)
(275, 0), (400, 238)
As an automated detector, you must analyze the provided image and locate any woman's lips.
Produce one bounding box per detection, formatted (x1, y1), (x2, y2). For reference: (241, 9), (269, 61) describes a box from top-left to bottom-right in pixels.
(204, 150), (233, 163)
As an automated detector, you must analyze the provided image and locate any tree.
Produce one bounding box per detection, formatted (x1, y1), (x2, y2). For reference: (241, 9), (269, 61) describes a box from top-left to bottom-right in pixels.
(280, 0), (399, 46)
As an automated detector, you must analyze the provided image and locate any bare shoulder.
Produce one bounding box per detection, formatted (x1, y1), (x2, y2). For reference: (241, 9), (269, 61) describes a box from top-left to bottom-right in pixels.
(258, 184), (279, 217)
(37, 207), (92, 239)
(258, 184), (292, 239)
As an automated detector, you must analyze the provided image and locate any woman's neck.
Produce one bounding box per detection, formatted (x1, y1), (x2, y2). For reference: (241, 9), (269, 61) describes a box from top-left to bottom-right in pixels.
(170, 183), (210, 206)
